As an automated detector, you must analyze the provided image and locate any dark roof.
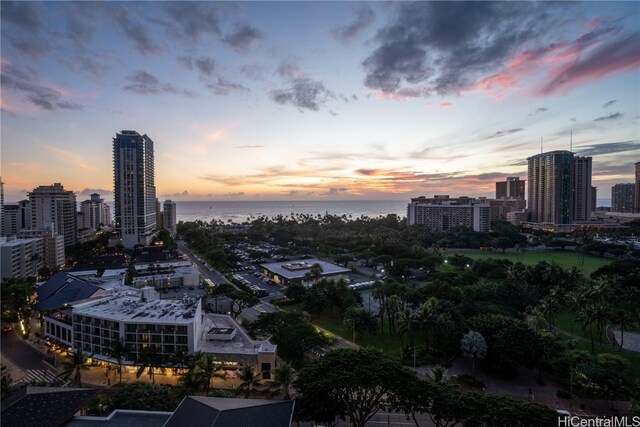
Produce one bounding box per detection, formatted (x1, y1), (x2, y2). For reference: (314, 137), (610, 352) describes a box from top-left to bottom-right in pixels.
(65, 410), (171, 427)
(1, 386), (97, 427)
(164, 397), (294, 427)
(36, 273), (102, 311)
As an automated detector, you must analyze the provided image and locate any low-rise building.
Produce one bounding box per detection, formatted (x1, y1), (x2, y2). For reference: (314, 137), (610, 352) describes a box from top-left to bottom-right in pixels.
(71, 288), (202, 362)
(199, 314), (277, 379)
(260, 258), (351, 286)
(132, 263), (200, 289)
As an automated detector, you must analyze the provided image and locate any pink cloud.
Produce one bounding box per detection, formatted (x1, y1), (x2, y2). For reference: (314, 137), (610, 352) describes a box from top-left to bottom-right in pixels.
(237, 145), (265, 149)
(439, 102), (452, 108)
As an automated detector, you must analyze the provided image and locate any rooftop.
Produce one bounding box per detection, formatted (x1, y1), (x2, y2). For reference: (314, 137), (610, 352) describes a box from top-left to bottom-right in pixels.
(260, 258), (350, 280)
(198, 315), (274, 357)
(73, 293), (200, 324)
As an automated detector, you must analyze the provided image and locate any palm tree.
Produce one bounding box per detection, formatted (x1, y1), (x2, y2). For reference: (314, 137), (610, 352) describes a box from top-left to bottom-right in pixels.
(526, 306), (546, 334)
(136, 345), (162, 384)
(426, 365), (448, 384)
(170, 348), (192, 372)
(576, 305), (597, 354)
(610, 308), (636, 351)
(62, 348), (91, 387)
(418, 299), (435, 354)
(371, 281), (385, 334)
(196, 353), (226, 395)
(237, 364), (261, 398)
(396, 308), (419, 351)
(178, 369), (202, 396)
(270, 362), (294, 400)
(107, 338), (127, 384)
(386, 295), (402, 333)
(309, 263), (323, 283)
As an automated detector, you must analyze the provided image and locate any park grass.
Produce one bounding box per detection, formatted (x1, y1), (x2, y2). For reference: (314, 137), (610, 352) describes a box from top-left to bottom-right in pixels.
(281, 303), (403, 358)
(553, 309), (640, 377)
(448, 249), (612, 276)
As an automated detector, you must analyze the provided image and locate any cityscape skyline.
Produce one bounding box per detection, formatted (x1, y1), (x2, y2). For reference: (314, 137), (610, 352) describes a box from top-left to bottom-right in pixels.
(1, 2), (639, 203)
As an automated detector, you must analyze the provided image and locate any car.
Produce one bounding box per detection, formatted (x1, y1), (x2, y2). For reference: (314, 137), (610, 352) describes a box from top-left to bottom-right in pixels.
(2, 326), (12, 332)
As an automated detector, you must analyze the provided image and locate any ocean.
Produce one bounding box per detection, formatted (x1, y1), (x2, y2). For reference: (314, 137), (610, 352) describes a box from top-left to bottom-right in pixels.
(175, 200), (408, 223)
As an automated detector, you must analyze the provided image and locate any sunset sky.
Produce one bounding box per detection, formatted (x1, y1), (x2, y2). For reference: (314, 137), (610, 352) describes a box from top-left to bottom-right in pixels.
(1, 1), (639, 203)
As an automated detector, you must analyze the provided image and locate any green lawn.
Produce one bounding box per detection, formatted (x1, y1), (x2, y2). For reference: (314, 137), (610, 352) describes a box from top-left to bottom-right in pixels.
(448, 250), (612, 276)
(280, 303), (403, 358)
(553, 309), (640, 377)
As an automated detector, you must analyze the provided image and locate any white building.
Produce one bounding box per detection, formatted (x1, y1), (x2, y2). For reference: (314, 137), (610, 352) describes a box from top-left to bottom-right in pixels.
(29, 183), (77, 247)
(0, 237), (44, 279)
(132, 265), (200, 289)
(71, 288), (202, 361)
(17, 229), (65, 269)
(407, 196), (491, 232)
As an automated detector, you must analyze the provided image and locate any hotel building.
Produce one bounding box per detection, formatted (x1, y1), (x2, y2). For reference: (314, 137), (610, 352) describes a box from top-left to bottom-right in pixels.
(407, 196), (491, 232)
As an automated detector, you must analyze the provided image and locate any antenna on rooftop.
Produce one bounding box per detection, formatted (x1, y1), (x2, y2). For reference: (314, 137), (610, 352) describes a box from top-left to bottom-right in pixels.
(540, 137), (543, 154)
(570, 129), (573, 153)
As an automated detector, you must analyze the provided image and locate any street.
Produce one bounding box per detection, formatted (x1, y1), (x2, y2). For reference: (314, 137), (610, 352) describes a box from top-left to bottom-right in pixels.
(1, 328), (52, 371)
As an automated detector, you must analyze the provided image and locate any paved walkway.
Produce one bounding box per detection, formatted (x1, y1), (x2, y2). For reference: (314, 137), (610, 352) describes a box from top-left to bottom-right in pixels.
(611, 328), (640, 353)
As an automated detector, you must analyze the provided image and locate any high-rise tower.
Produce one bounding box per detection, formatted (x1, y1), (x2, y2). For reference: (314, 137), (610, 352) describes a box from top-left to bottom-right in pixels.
(527, 150), (592, 224)
(635, 162), (640, 213)
(113, 130), (157, 248)
(28, 183), (77, 247)
(163, 200), (177, 236)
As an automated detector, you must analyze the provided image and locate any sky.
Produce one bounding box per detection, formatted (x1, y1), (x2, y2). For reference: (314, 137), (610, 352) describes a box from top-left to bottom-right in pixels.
(1, 1), (639, 203)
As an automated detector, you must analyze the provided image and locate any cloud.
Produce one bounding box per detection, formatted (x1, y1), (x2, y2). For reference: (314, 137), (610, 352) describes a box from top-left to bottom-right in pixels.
(222, 25), (264, 51)
(110, 4), (161, 55)
(162, 2), (222, 43)
(1, 2), (48, 58)
(538, 32), (640, 95)
(237, 145), (265, 149)
(270, 78), (335, 112)
(77, 188), (113, 197)
(332, 5), (375, 43)
(123, 71), (195, 97)
(363, 3), (638, 99)
(195, 57), (216, 76)
(221, 192), (245, 197)
(575, 141), (640, 157)
(323, 188), (349, 196)
(206, 78), (249, 96)
(239, 63), (264, 80)
(603, 99), (616, 108)
(162, 190), (190, 198)
(1, 1), (43, 31)
(529, 107), (548, 116)
(483, 128), (524, 140)
(363, 2), (566, 97)
(44, 146), (95, 170)
(593, 112), (622, 122)
(1, 62), (83, 111)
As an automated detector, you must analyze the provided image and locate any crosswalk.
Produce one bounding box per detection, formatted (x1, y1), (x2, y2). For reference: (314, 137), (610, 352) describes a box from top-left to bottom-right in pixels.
(15, 369), (60, 385)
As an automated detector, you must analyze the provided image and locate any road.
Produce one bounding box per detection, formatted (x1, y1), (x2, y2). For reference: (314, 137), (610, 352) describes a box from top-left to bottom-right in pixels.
(1, 329), (52, 371)
(177, 241), (230, 286)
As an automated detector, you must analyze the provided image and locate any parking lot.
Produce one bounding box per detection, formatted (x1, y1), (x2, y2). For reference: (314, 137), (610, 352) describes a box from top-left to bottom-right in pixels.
(232, 267), (283, 296)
